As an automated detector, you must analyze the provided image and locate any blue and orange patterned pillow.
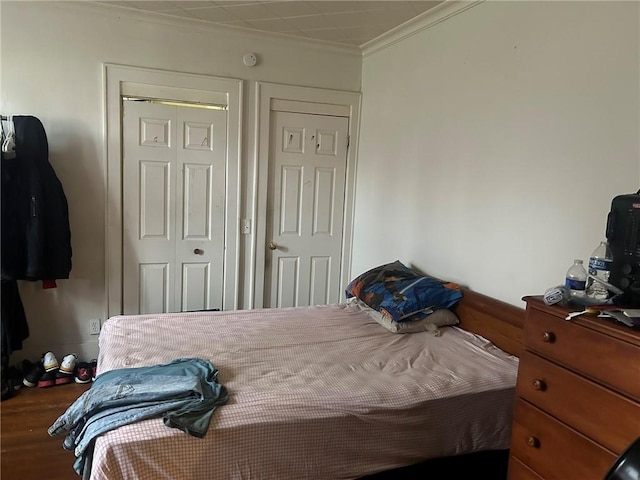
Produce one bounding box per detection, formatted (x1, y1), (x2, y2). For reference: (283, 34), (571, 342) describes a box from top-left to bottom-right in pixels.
(345, 260), (463, 322)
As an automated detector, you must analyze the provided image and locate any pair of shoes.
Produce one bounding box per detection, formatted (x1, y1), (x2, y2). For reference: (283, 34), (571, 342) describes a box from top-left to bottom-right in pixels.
(41, 353), (80, 387)
(22, 352), (77, 387)
(55, 354), (78, 385)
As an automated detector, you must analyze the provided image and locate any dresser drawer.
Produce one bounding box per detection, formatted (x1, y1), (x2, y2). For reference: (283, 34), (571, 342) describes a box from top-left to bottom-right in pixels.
(524, 307), (640, 400)
(516, 350), (640, 454)
(508, 457), (543, 480)
(511, 399), (616, 480)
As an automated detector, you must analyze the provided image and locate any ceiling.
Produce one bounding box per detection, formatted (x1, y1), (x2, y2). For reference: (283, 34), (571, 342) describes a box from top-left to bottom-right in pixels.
(96, 1), (445, 47)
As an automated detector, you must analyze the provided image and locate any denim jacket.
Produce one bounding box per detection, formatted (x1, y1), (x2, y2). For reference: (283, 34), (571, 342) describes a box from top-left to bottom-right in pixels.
(48, 357), (228, 477)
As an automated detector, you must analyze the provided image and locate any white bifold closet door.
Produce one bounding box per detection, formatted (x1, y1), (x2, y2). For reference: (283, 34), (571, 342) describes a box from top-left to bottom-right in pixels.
(122, 100), (226, 314)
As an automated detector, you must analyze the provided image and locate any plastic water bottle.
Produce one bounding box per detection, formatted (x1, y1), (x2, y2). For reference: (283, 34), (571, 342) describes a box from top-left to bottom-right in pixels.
(565, 259), (587, 299)
(586, 241), (613, 302)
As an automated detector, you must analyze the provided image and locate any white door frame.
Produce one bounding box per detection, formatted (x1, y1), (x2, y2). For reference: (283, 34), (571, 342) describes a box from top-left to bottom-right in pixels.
(252, 82), (361, 308)
(104, 64), (243, 317)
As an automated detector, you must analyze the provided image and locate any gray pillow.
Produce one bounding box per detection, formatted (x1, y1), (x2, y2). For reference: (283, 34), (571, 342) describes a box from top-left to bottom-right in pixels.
(349, 297), (459, 334)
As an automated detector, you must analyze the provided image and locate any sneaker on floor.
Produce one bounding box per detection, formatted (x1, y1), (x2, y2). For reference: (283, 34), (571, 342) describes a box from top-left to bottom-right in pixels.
(43, 351), (59, 372)
(74, 362), (92, 384)
(22, 359), (45, 388)
(89, 359), (98, 381)
(55, 371), (73, 385)
(1, 364), (13, 401)
(1, 378), (13, 401)
(55, 354), (78, 385)
(59, 353), (77, 376)
(37, 369), (57, 388)
(7, 366), (23, 391)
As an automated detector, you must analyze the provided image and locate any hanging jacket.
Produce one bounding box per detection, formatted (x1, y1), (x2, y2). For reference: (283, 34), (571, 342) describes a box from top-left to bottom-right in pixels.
(0, 279), (28, 355)
(1, 115), (72, 281)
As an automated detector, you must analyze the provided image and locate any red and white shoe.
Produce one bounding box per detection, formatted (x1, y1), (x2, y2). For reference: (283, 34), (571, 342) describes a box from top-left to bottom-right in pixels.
(74, 362), (92, 384)
(55, 354), (78, 385)
(38, 370), (57, 388)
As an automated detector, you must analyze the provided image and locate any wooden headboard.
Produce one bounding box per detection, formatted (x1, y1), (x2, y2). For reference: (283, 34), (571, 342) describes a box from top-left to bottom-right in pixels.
(453, 288), (524, 357)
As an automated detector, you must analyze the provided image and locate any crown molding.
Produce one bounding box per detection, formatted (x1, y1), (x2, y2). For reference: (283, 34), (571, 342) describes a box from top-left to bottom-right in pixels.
(361, 0), (485, 58)
(52, 1), (361, 57)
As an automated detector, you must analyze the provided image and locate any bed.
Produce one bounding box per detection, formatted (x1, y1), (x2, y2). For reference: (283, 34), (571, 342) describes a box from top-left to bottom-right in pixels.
(85, 283), (523, 480)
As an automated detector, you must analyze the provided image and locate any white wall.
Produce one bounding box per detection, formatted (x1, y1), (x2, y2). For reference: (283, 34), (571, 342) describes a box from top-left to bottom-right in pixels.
(3, 0), (637, 364)
(0, 0), (361, 362)
(354, 1), (639, 308)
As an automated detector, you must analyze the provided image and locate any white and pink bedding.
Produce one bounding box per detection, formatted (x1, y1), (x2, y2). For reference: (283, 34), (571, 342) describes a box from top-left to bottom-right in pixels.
(91, 302), (518, 480)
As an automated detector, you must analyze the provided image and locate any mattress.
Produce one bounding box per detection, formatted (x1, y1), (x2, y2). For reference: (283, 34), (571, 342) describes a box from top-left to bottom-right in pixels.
(91, 302), (518, 480)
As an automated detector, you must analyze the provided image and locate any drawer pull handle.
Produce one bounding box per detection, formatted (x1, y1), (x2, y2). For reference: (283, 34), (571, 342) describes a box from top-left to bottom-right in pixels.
(527, 436), (540, 448)
(532, 379), (546, 391)
(542, 331), (555, 343)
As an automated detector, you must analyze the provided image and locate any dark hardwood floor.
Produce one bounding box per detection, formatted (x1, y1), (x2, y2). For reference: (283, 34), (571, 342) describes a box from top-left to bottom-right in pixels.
(1, 382), (91, 480)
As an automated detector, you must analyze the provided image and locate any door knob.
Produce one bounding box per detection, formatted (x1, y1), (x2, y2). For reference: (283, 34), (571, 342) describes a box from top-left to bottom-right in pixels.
(268, 242), (278, 250)
(193, 248), (204, 255)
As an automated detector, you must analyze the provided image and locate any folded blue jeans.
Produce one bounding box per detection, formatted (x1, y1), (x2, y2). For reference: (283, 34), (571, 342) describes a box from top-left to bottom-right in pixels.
(48, 357), (228, 476)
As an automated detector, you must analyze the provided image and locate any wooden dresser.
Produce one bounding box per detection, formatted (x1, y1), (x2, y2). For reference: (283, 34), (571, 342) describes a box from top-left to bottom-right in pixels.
(508, 296), (640, 480)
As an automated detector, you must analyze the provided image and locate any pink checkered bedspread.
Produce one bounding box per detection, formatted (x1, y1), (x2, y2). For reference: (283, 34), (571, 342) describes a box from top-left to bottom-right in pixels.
(92, 302), (518, 480)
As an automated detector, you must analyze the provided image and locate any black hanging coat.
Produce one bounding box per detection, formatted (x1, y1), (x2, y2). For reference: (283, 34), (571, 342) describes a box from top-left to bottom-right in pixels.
(1, 115), (72, 281)
(1, 115), (72, 355)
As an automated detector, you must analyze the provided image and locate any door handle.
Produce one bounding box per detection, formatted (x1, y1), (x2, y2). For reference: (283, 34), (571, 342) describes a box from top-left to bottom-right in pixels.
(193, 248), (204, 255)
(268, 242), (278, 251)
